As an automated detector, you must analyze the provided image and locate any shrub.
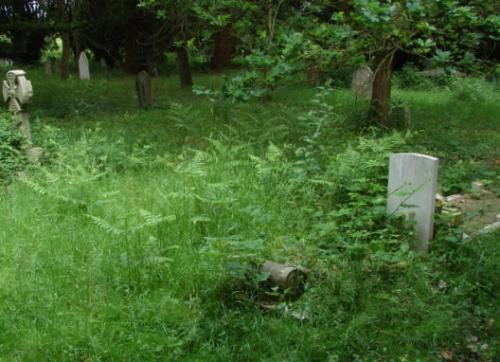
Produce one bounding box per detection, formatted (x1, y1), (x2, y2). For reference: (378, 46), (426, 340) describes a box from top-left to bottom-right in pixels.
(450, 77), (490, 102)
(0, 112), (27, 183)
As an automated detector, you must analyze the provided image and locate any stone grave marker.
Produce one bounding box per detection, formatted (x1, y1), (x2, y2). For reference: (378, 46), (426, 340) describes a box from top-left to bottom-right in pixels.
(44, 58), (56, 75)
(387, 153), (439, 254)
(2, 69), (42, 162)
(352, 66), (373, 98)
(78, 51), (90, 80)
(136, 70), (153, 108)
(0, 58), (14, 67)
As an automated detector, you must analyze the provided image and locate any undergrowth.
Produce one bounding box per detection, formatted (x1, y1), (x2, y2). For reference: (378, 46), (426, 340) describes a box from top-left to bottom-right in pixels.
(0, 71), (498, 361)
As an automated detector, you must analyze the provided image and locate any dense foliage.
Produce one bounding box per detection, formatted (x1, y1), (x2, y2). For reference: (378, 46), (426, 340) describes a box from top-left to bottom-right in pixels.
(0, 68), (499, 361)
(1, 1), (499, 122)
(0, 1), (499, 361)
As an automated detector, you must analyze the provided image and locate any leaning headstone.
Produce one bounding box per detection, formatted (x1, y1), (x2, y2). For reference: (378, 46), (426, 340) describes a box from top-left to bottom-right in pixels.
(78, 51), (90, 80)
(136, 70), (153, 108)
(352, 66), (373, 98)
(387, 153), (439, 254)
(2, 69), (42, 162)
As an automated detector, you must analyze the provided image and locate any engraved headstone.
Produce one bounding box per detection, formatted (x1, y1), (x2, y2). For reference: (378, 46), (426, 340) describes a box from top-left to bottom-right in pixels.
(352, 66), (373, 98)
(78, 51), (90, 80)
(136, 70), (153, 109)
(387, 153), (439, 254)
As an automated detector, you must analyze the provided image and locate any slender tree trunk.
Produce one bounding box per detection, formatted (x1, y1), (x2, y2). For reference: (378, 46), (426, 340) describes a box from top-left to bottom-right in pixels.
(71, 0), (83, 58)
(177, 47), (193, 88)
(60, 32), (71, 80)
(368, 50), (395, 126)
(212, 25), (234, 70)
(56, 0), (70, 79)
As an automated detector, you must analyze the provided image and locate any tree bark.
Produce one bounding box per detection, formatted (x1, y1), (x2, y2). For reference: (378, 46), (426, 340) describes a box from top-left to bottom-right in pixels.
(177, 47), (193, 88)
(56, 0), (71, 80)
(368, 51), (395, 126)
(212, 25), (234, 70)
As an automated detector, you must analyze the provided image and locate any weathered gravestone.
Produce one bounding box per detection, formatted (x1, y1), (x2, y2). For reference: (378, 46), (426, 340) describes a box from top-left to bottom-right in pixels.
(0, 58), (14, 67)
(2, 69), (42, 162)
(387, 153), (439, 254)
(136, 70), (153, 109)
(44, 57), (56, 75)
(78, 51), (90, 80)
(352, 66), (373, 98)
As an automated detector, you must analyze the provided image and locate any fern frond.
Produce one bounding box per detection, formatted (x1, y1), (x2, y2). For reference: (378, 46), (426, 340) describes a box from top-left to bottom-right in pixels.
(86, 214), (123, 236)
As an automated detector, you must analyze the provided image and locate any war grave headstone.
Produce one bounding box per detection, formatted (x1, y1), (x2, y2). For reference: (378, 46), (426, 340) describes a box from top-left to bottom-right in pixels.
(387, 153), (439, 254)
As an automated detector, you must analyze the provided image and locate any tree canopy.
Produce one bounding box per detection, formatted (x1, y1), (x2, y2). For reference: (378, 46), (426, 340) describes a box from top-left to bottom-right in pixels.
(1, 0), (498, 123)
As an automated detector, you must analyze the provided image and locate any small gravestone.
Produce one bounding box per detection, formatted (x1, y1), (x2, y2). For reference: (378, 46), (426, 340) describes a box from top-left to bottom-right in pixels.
(0, 58), (14, 67)
(352, 66), (373, 98)
(44, 57), (56, 75)
(44, 61), (52, 75)
(78, 51), (90, 80)
(136, 70), (153, 108)
(387, 153), (439, 254)
(2, 69), (42, 162)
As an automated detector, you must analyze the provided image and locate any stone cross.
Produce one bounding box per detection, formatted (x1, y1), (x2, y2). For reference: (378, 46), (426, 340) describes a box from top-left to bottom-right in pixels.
(352, 66), (373, 98)
(387, 153), (439, 254)
(78, 51), (90, 80)
(2, 69), (42, 162)
(2, 70), (33, 114)
(136, 70), (153, 108)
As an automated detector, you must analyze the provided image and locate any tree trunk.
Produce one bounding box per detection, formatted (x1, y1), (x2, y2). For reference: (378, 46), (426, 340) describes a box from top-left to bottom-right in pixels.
(57, 0), (70, 80)
(212, 25), (234, 70)
(368, 51), (395, 126)
(60, 32), (71, 80)
(177, 47), (193, 88)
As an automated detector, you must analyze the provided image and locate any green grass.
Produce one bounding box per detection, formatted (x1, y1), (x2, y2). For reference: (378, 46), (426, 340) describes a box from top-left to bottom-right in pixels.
(0, 68), (499, 361)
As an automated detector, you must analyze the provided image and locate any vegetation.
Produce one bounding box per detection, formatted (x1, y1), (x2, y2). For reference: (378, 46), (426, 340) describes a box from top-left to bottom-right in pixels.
(0, 0), (499, 360)
(0, 68), (499, 361)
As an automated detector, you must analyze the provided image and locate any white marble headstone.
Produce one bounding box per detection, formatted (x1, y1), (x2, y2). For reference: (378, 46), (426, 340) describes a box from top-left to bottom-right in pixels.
(387, 153), (439, 254)
(78, 52), (90, 80)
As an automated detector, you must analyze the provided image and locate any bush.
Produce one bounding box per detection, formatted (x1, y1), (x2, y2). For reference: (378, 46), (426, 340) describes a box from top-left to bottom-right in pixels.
(394, 65), (458, 90)
(450, 77), (491, 102)
(0, 112), (27, 183)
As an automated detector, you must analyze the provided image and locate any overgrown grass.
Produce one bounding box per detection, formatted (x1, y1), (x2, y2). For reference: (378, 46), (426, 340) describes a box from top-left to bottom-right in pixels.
(0, 69), (499, 361)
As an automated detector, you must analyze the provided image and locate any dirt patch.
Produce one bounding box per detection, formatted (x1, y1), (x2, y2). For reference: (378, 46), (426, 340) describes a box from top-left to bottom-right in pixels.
(441, 188), (500, 235)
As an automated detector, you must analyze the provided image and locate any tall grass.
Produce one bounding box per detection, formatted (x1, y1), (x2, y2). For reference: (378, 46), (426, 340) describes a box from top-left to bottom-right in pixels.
(0, 69), (499, 361)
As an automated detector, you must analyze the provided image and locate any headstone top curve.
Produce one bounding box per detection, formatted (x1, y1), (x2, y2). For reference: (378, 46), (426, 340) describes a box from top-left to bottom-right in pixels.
(390, 153), (439, 162)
